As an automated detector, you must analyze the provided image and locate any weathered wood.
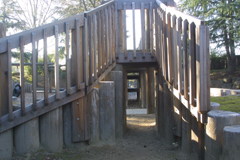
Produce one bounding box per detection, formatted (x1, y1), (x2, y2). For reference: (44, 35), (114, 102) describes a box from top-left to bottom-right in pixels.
(43, 29), (48, 104)
(97, 11), (102, 76)
(127, 75), (140, 79)
(101, 10), (106, 71)
(7, 41), (13, 121)
(54, 25), (60, 100)
(83, 18), (88, 86)
(172, 16), (178, 89)
(183, 20), (189, 100)
(163, 12), (168, 80)
(117, 52), (158, 64)
(123, 2), (127, 58)
(116, 1), (154, 10)
(0, 88), (85, 134)
(65, 22), (71, 95)
(93, 14), (97, 81)
(32, 33), (37, 110)
(75, 19), (82, 89)
(196, 25), (210, 113)
(88, 15), (93, 85)
(141, 3), (145, 58)
(0, 13), (84, 54)
(150, 2), (153, 56)
(108, 7), (113, 65)
(20, 36), (25, 116)
(105, 8), (109, 68)
(167, 13), (173, 84)
(84, 95), (90, 140)
(132, 2), (136, 59)
(177, 17), (183, 95)
(115, 3), (119, 58)
(112, 5), (116, 62)
(72, 98), (85, 142)
(127, 88), (139, 92)
(189, 22), (196, 106)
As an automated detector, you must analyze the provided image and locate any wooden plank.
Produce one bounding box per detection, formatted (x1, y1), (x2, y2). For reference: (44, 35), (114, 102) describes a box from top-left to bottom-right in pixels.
(20, 36), (25, 116)
(97, 11), (102, 77)
(7, 40), (13, 121)
(0, 13), (84, 54)
(127, 75), (140, 79)
(115, 3), (119, 58)
(141, 3), (145, 58)
(65, 22), (71, 95)
(155, 8), (159, 63)
(43, 29), (48, 104)
(84, 95), (90, 140)
(93, 14), (97, 81)
(108, 7), (113, 65)
(163, 11), (168, 81)
(101, 10), (106, 71)
(83, 18), (88, 86)
(32, 33), (37, 110)
(72, 98), (85, 142)
(177, 18), (183, 95)
(54, 25), (60, 100)
(167, 13), (173, 84)
(123, 2), (127, 58)
(111, 5), (115, 62)
(189, 22), (196, 106)
(105, 8), (109, 68)
(128, 88), (140, 92)
(75, 19), (81, 90)
(132, 2), (136, 59)
(196, 25), (210, 113)
(183, 20), (189, 100)
(172, 16), (178, 89)
(117, 52), (158, 64)
(116, 1), (153, 10)
(150, 2), (153, 57)
(88, 15), (93, 85)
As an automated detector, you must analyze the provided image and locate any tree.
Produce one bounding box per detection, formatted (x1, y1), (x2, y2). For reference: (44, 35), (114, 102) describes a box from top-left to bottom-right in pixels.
(56, 0), (102, 18)
(179, 0), (240, 73)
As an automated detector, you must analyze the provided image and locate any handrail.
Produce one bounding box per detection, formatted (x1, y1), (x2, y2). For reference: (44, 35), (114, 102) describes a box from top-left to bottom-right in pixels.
(155, 0), (204, 26)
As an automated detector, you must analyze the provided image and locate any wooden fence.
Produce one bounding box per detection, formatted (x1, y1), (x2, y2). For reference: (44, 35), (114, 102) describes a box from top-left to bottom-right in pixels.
(0, 0), (210, 133)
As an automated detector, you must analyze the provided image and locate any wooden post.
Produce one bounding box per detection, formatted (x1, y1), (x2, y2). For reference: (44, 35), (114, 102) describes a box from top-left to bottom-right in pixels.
(141, 3), (145, 58)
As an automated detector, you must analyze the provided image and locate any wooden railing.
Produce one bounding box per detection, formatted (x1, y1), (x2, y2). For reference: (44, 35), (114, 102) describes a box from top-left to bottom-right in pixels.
(0, 0), (210, 133)
(0, 1), (116, 133)
(155, 0), (210, 123)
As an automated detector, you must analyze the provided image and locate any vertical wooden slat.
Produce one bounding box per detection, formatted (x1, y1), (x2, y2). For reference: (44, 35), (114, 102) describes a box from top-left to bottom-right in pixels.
(167, 13), (173, 84)
(88, 15), (93, 85)
(75, 19), (82, 89)
(189, 22), (196, 106)
(20, 36), (25, 116)
(79, 27), (83, 84)
(132, 2), (136, 58)
(123, 2), (127, 58)
(163, 11), (168, 80)
(177, 18), (183, 94)
(43, 29), (48, 104)
(65, 22), (70, 94)
(108, 7), (113, 65)
(7, 40), (13, 120)
(115, 3), (118, 59)
(83, 18), (88, 86)
(112, 5), (115, 62)
(97, 11), (102, 76)
(105, 9), (109, 68)
(196, 25), (210, 112)
(183, 20), (189, 100)
(172, 16), (178, 89)
(141, 3), (145, 58)
(150, 2), (153, 56)
(32, 33), (37, 110)
(54, 25), (60, 99)
(155, 8), (159, 63)
(101, 10), (106, 71)
(93, 14), (97, 81)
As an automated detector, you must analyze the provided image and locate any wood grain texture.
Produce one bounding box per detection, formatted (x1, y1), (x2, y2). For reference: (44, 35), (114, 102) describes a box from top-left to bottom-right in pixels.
(123, 2), (127, 58)
(183, 20), (189, 100)
(132, 2), (136, 58)
(54, 25), (60, 100)
(43, 29), (48, 104)
(20, 36), (25, 116)
(32, 33), (37, 110)
(7, 40), (13, 121)
(141, 3), (145, 58)
(65, 22), (71, 95)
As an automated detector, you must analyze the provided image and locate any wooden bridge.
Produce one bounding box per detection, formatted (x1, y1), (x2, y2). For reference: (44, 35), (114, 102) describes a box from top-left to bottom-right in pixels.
(0, 0), (210, 159)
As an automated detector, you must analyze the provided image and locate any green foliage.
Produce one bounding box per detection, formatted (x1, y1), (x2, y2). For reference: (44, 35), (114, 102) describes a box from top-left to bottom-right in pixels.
(211, 95), (240, 113)
(179, 0), (240, 72)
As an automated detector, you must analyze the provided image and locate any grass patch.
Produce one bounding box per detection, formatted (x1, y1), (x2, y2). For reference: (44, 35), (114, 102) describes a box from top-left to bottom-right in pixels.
(211, 95), (240, 113)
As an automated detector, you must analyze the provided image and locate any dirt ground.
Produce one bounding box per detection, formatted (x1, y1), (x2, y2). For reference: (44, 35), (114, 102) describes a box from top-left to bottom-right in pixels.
(12, 114), (192, 160)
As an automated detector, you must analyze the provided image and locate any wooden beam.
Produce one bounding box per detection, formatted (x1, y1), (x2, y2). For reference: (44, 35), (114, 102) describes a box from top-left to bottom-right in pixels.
(20, 36), (25, 116)
(177, 17), (183, 95)
(183, 20), (189, 100)
(132, 2), (136, 58)
(127, 75), (140, 79)
(141, 3), (145, 58)
(65, 22), (71, 95)
(115, 3), (119, 58)
(123, 2), (127, 58)
(32, 33), (37, 110)
(150, 2), (153, 56)
(54, 25), (60, 100)
(7, 40), (13, 121)
(117, 52), (157, 63)
(43, 29), (48, 104)
(128, 88), (140, 92)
